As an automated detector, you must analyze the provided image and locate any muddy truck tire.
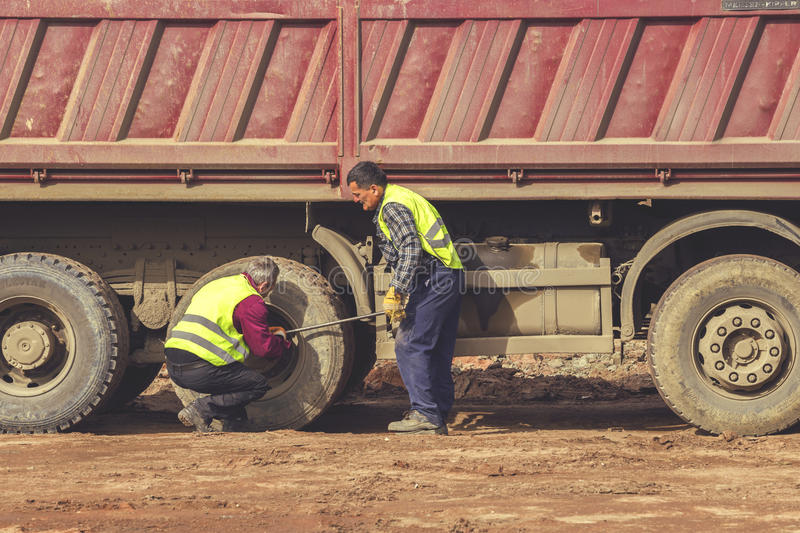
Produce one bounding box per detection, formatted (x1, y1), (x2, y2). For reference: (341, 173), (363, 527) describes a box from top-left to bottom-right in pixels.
(0, 253), (129, 433)
(168, 257), (354, 430)
(101, 363), (163, 411)
(648, 254), (800, 436)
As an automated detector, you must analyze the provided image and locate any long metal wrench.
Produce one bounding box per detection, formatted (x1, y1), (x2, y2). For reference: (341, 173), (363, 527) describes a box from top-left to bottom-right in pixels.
(284, 311), (384, 335)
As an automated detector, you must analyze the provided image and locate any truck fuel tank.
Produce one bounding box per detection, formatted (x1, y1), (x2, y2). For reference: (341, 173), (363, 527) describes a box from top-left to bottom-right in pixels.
(457, 241), (606, 338)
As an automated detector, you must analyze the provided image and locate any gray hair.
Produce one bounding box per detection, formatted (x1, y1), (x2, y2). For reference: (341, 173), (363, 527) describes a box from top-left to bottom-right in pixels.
(245, 256), (279, 287)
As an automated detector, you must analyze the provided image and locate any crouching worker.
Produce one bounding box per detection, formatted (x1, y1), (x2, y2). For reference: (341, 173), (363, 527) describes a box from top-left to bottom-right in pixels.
(164, 257), (290, 432)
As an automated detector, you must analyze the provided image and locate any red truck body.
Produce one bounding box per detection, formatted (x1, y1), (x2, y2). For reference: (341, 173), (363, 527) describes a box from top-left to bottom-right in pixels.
(0, 0), (798, 201)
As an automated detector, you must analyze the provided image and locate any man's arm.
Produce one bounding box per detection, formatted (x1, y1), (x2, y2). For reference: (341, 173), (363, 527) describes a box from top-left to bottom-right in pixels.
(382, 202), (423, 294)
(233, 295), (290, 359)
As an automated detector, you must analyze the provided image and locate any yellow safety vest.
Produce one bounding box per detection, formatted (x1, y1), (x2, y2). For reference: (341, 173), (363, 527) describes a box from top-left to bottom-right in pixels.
(377, 183), (463, 270)
(165, 274), (260, 366)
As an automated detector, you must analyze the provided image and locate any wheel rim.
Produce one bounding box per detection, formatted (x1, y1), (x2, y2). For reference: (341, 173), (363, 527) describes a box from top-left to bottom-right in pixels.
(0, 297), (76, 397)
(693, 298), (794, 399)
(244, 303), (305, 399)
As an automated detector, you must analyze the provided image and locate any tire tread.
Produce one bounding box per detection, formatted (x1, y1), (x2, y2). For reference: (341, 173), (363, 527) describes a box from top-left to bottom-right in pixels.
(649, 254), (800, 435)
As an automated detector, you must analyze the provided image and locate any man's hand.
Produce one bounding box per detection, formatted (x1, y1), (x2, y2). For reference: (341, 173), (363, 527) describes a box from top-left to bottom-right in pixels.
(383, 286), (408, 324)
(269, 326), (287, 340)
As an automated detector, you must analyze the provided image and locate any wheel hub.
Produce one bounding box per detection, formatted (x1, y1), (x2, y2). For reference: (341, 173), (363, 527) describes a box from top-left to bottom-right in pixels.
(698, 305), (786, 391)
(2, 321), (56, 371)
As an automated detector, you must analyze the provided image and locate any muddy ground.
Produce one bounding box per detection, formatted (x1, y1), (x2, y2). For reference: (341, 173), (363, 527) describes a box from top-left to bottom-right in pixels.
(3, 342), (800, 532)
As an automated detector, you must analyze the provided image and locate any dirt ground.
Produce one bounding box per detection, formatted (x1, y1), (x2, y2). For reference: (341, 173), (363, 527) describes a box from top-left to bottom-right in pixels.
(3, 343), (800, 532)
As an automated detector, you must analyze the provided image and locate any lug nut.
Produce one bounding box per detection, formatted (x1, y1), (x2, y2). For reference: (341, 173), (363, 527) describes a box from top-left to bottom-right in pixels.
(751, 318), (761, 328)
(765, 330), (775, 339)
(747, 373), (757, 383)
(770, 347), (780, 357)
(729, 372), (739, 382)
(715, 361), (725, 371)
(717, 327), (727, 336)
(733, 317), (742, 327)
(711, 344), (721, 353)
(763, 364), (773, 373)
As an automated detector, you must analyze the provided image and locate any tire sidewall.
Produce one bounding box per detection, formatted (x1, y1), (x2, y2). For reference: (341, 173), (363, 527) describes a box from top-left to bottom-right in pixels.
(649, 255), (800, 435)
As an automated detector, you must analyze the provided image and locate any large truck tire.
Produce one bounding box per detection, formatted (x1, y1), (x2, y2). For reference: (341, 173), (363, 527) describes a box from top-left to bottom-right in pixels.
(101, 363), (163, 411)
(648, 254), (800, 436)
(0, 253), (129, 433)
(168, 257), (354, 430)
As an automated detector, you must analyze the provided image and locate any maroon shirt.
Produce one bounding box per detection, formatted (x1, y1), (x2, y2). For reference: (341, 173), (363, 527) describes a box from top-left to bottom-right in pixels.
(232, 273), (290, 359)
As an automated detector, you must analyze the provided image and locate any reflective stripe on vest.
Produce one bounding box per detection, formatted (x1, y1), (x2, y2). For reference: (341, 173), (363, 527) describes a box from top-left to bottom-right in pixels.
(378, 183), (463, 270)
(164, 274), (260, 366)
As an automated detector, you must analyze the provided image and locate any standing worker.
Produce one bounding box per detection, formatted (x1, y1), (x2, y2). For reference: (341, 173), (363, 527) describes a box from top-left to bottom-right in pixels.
(347, 161), (464, 435)
(164, 257), (291, 432)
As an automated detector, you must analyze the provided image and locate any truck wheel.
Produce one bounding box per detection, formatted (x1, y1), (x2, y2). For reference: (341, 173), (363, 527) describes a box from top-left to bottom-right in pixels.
(168, 257), (354, 430)
(0, 253), (129, 432)
(102, 363), (163, 411)
(648, 254), (800, 436)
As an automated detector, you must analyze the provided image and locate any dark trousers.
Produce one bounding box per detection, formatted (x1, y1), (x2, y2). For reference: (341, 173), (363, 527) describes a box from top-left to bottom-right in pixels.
(395, 261), (464, 427)
(165, 348), (269, 421)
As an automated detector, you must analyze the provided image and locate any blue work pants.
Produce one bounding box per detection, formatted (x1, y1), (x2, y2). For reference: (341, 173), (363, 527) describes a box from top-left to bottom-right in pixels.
(395, 261), (464, 427)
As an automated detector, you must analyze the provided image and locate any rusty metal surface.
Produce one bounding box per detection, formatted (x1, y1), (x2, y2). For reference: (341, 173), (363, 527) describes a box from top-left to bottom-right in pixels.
(0, 2), (799, 199)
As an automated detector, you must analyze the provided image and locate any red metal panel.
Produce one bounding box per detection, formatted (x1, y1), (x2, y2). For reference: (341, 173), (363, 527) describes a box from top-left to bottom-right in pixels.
(729, 20), (800, 138)
(218, 22), (278, 142)
(243, 23), (329, 140)
(376, 22), (456, 140)
(468, 20), (524, 142)
(283, 21), (338, 142)
(0, 1), (800, 200)
(359, 0), (796, 19)
(772, 54), (800, 140)
(127, 23), (211, 139)
(0, 19), (44, 139)
(441, 20), (523, 142)
(176, 20), (278, 142)
(765, 22), (800, 140)
(488, 23), (572, 139)
(418, 21), (478, 142)
(605, 22), (693, 138)
(11, 22), (94, 138)
(537, 19), (642, 142)
(3, 0), (794, 20)
(60, 20), (160, 141)
(655, 18), (760, 141)
(361, 20), (411, 141)
(1, 1), (338, 20)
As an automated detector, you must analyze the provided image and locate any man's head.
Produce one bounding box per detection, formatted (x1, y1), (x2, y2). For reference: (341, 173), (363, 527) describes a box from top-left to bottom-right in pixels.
(245, 256), (280, 296)
(347, 161), (386, 211)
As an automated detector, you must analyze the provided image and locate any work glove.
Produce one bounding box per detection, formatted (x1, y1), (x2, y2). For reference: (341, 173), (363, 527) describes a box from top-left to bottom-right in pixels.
(269, 326), (292, 351)
(383, 286), (408, 324)
(269, 326), (287, 340)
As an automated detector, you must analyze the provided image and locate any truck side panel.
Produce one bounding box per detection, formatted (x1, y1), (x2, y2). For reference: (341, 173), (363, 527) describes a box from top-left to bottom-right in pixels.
(0, 0), (798, 202)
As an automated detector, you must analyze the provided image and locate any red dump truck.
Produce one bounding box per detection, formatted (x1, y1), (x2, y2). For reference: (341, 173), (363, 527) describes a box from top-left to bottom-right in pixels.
(2, 0), (800, 435)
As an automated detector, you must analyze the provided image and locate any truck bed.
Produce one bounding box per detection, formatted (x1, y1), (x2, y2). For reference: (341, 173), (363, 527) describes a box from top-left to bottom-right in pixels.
(0, 0), (798, 201)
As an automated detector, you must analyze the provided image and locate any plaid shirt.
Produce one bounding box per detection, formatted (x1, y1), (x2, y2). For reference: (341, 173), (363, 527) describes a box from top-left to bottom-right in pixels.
(373, 199), (433, 294)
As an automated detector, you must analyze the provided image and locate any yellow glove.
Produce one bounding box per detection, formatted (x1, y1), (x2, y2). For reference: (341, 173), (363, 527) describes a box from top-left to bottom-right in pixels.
(269, 326), (287, 340)
(383, 286), (407, 324)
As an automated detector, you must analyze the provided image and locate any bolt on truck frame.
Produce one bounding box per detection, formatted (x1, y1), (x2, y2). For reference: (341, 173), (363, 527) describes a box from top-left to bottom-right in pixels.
(2, 0), (800, 435)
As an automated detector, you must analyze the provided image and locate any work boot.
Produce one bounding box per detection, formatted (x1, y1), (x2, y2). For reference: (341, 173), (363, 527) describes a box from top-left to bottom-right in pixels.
(388, 410), (448, 435)
(178, 403), (214, 433)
